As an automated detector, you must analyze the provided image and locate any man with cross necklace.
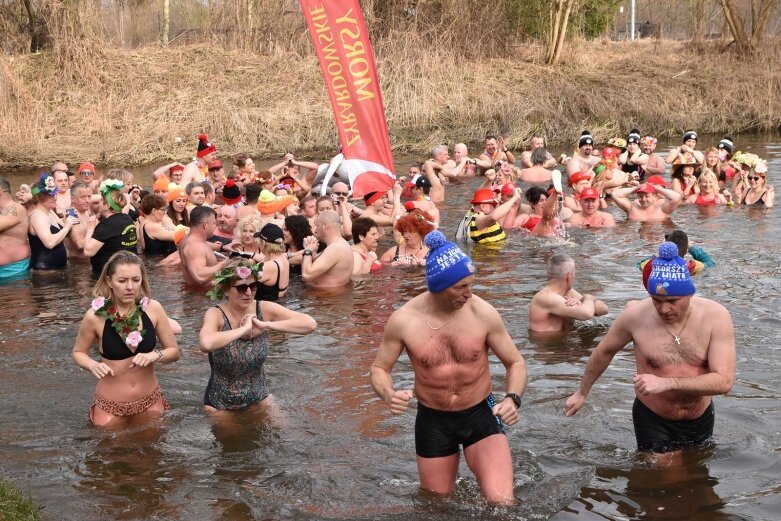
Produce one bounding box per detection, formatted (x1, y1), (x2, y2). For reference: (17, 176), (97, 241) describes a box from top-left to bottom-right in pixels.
(565, 241), (736, 463)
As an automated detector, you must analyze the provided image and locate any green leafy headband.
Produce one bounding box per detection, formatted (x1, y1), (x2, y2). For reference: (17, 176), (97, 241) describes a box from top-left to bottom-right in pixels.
(99, 179), (126, 212)
(207, 261), (263, 300)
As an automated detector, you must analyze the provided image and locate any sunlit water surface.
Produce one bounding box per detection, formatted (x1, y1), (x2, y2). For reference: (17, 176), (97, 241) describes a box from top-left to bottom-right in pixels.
(1, 136), (780, 520)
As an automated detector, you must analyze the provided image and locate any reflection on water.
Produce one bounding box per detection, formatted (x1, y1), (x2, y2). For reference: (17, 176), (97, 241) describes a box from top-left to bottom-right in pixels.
(1, 138), (780, 519)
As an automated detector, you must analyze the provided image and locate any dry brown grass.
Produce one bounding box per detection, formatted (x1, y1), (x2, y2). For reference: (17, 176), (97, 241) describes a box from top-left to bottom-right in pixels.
(0, 37), (779, 168)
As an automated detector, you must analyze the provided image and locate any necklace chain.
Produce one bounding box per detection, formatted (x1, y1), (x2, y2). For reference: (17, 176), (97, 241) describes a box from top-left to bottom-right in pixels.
(663, 307), (692, 345)
(423, 295), (456, 331)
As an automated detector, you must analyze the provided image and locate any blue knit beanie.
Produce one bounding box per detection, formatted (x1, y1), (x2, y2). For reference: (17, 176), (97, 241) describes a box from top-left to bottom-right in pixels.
(424, 231), (476, 292)
(647, 242), (696, 296)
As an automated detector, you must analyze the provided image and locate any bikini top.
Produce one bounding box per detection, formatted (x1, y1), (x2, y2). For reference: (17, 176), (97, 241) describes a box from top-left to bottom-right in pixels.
(100, 311), (157, 360)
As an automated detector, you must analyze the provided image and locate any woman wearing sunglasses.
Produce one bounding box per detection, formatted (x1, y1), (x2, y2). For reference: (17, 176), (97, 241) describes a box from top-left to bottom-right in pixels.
(199, 259), (316, 415)
(735, 158), (774, 208)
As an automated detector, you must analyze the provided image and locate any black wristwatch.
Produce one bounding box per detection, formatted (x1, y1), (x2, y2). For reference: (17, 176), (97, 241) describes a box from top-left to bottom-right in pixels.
(503, 393), (522, 409)
(303, 249), (313, 256)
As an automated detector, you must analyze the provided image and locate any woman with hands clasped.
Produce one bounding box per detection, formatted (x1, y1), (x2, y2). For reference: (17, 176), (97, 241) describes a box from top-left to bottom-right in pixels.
(199, 259), (316, 416)
(72, 251), (181, 426)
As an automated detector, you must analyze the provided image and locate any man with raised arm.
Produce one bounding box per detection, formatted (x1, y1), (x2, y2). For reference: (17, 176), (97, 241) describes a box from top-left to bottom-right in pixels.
(370, 230), (527, 505)
(565, 242), (735, 461)
(529, 253), (608, 332)
(611, 182), (682, 221)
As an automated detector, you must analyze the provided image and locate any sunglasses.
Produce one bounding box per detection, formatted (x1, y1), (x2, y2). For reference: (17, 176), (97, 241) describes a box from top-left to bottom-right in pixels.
(748, 176), (761, 181)
(232, 282), (258, 293)
(80, 170), (94, 176)
(333, 191), (349, 196)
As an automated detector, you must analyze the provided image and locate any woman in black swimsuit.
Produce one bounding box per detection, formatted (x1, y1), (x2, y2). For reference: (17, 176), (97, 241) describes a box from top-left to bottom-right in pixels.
(27, 173), (78, 270)
(254, 223), (289, 302)
(735, 161), (774, 208)
(138, 194), (176, 256)
(72, 251), (180, 426)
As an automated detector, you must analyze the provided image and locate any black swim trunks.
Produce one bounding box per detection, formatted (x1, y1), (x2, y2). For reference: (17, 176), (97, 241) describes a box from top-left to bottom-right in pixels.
(632, 398), (714, 453)
(415, 395), (505, 458)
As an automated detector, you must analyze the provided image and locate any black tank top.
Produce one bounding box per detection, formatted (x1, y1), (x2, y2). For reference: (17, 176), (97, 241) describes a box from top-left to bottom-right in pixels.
(100, 311), (157, 360)
(29, 223), (67, 270)
(142, 224), (176, 256)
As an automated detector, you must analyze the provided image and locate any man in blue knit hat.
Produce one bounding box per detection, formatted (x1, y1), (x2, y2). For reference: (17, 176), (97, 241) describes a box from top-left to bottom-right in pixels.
(565, 241), (736, 463)
(370, 230), (527, 505)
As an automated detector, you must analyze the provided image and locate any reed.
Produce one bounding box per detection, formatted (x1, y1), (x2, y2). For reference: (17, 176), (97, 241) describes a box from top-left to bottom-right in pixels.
(0, 478), (40, 521)
(0, 37), (779, 168)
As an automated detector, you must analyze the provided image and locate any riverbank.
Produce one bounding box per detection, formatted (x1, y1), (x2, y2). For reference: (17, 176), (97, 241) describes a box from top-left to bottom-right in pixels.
(0, 478), (40, 520)
(1, 38), (779, 168)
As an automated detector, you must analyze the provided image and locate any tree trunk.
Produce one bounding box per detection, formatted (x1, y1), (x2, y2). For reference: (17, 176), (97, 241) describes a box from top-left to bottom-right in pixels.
(162, 0), (170, 46)
(718, 0), (752, 53)
(546, 0), (575, 66)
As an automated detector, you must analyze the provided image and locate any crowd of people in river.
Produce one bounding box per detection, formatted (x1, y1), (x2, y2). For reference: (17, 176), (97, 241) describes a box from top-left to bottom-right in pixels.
(0, 127), (763, 504)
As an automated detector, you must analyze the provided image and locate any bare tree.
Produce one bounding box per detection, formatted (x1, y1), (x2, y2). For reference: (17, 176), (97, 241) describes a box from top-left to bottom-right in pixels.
(545, 0), (577, 65)
(718, 0), (778, 53)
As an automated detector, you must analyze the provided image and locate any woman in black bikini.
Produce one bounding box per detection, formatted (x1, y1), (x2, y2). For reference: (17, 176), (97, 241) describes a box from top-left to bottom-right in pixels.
(735, 159), (774, 208)
(72, 251), (180, 426)
(138, 194), (176, 256)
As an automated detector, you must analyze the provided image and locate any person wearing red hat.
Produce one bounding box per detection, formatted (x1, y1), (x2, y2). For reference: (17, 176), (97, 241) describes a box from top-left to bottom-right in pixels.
(152, 162), (185, 183)
(360, 183), (402, 238)
(462, 188), (520, 243)
(77, 162), (99, 190)
(563, 171), (593, 213)
(611, 182), (682, 221)
(182, 133), (219, 185)
(567, 188), (616, 228)
(407, 177), (440, 225)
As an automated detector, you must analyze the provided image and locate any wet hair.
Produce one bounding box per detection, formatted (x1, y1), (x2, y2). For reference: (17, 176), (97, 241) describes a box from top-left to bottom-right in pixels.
(0, 177), (11, 193)
(665, 230), (689, 256)
(525, 186), (548, 205)
(547, 254), (575, 280)
(284, 214), (312, 250)
(395, 210), (435, 237)
(70, 181), (91, 196)
(531, 147), (548, 166)
(139, 193), (167, 215)
(190, 205), (217, 226)
(352, 217), (377, 245)
(245, 183), (261, 204)
(92, 251), (151, 299)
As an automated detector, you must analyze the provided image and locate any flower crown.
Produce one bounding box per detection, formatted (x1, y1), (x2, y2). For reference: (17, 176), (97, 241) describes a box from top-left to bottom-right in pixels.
(31, 173), (57, 197)
(207, 261), (263, 300)
(732, 151), (760, 169)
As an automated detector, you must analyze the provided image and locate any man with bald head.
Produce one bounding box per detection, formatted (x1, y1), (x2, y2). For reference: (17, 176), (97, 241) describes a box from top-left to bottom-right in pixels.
(301, 210), (353, 289)
(212, 204), (238, 245)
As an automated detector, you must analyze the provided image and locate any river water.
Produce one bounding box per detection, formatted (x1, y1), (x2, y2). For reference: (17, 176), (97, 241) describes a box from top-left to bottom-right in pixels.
(1, 136), (780, 520)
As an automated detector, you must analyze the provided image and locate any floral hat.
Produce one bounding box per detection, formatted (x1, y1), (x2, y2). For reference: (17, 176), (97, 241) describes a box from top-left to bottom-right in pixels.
(207, 260), (263, 300)
(732, 151), (761, 170)
(31, 173), (58, 197)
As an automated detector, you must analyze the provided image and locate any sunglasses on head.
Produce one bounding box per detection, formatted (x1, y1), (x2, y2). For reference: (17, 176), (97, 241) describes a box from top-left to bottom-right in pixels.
(232, 282), (258, 293)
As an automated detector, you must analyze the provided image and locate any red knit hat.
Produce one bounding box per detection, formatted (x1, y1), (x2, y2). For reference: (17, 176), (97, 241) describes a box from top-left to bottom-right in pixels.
(196, 133), (217, 158)
(169, 164), (184, 175)
(222, 179), (242, 205)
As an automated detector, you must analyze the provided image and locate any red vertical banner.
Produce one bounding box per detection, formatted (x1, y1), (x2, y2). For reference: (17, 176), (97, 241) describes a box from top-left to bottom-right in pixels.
(300, 0), (396, 197)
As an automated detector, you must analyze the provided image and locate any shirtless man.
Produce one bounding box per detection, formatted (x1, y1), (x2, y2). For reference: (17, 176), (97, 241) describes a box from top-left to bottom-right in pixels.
(212, 205), (238, 244)
(453, 143), (476, 177)
(566, 130), (600, 177)
(520, 134), (557, 169)
(64, 181), (93, 259)
(567, 188), (616, 228)
(612, 183), (682, 221)
(517, 148), (554, 184)
(182, 134), (219, 185)
(476, 135), (515, 171)
(529, 254), (608, 332)
(370, 230), (527, 505)
(360, 184), (401, 236)
(301, 210), (353, 289)
(0, 177), (31, 278)
(565, 242), (735, 460)
(422, 145), (465, 202)
(54, 169), (72, 216)
(178, 206), (230, 285)
(639, 136), (666, 179)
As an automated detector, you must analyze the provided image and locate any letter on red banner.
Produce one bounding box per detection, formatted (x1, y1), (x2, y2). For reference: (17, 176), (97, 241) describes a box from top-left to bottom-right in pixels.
(300, 0), (396, 197)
